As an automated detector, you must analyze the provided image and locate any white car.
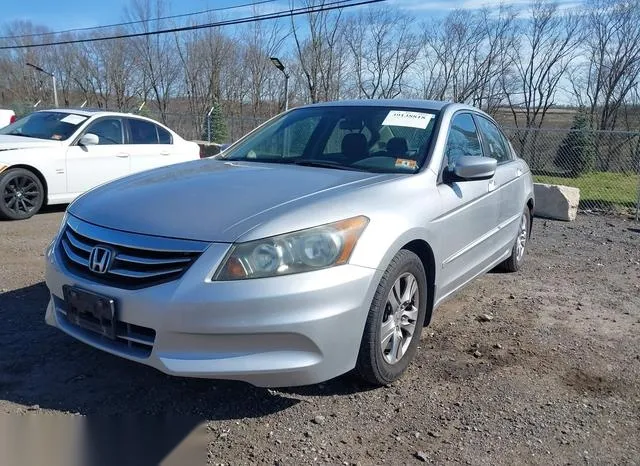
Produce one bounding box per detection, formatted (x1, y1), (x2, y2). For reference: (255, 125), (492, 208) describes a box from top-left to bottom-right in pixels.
(0, 109), (200, 220)
(0, 109), (16, 128)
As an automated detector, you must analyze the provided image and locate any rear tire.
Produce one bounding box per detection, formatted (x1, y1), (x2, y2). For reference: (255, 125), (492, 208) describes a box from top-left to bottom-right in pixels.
(356, 250), (427, 386)
(499, 207), (530, 272)
(0, 168), (44, 220)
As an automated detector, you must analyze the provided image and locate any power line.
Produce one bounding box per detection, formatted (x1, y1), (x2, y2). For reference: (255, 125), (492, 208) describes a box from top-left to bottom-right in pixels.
(0, 0), (280, 40)
(0, 0), (384, 50)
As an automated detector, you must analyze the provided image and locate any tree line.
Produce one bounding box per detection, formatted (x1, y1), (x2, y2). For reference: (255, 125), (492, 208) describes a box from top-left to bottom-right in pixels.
(0, 0), (638, 134)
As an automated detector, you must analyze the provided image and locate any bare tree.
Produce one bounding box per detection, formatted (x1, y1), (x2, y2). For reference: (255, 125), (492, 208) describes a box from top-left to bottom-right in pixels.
(291, 0), (346, 103)
(504, 1), (582, 130)
(344, 8), (420, 99)
(242, 7), (285, 117)
(126, 0), (180, 123)
(580, 0), (640, 131)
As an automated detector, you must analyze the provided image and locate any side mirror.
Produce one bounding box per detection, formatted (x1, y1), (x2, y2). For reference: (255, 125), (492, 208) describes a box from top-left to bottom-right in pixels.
(79, 133), (99, 146)
(446, 156), (496, 181)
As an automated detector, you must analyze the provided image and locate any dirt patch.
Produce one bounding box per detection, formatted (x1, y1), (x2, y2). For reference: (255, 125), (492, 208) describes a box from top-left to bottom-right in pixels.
(1, 210), (639, 465)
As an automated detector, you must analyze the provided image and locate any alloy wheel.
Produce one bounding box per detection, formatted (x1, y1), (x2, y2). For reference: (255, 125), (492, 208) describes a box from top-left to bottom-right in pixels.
(2, 175), (40, 215)
(515, 213), (528, 262)
(380, 272), (420, 365)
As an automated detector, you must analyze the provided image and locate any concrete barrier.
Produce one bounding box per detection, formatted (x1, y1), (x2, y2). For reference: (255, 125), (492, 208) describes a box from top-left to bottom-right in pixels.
(533, 183), (580, 221)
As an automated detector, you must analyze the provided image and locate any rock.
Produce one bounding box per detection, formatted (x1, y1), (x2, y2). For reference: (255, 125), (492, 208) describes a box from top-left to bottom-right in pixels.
(313, 415), (326, 425)
(493, 343), (503, 349)
(428, 431), (441, 438)
(415, 451), (429, 462)
(473, 350), (483, 358)
(533, 183), (580, 222)
(414, 432), (421, 439)
(478, 314), (494, 322)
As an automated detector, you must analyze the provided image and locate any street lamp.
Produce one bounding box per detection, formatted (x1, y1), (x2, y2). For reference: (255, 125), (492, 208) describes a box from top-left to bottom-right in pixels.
(26, 62), (58, 108)
(270, 57), (289, 111)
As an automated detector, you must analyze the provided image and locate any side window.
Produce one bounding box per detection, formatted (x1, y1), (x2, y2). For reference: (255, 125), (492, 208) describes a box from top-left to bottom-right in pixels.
(444, 113), (483, 169)
(475, 117), (511, 163)
(128, 119), (159, 144)
(85, 118), (124, 145)
(157, 125), (172, 144)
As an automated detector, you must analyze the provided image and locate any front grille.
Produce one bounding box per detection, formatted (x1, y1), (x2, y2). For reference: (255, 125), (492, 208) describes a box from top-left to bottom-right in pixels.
(55, 298), (156, 358)
(58, 215), (209, 289)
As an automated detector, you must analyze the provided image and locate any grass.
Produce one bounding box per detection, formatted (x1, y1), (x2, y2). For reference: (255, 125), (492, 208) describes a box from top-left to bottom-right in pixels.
(534, 171), (640, 210)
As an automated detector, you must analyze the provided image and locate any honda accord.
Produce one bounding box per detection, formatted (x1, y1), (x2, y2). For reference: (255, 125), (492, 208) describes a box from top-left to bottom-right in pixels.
(44, 100), (534, 387)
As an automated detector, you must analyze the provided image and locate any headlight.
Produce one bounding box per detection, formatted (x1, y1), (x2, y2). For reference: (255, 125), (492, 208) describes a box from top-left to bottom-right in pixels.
(56, 212), (68, 238)
(46, 211), (67, 257)
(214, 216), (369, 280)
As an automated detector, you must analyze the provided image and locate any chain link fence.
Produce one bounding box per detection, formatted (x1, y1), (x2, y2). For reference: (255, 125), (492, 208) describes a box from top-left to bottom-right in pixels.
(503, 128), (640, 218)
(158, 113), (267, 143)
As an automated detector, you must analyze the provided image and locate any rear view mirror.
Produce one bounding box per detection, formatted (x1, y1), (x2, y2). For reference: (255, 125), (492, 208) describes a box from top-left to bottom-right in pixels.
(446, 156), (496, 181)
(79, 133), (99, 146)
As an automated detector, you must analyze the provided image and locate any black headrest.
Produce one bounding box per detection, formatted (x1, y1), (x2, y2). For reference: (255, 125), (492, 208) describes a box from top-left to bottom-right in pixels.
(341, 133), (368, 158)
(387, 137), (408, 156)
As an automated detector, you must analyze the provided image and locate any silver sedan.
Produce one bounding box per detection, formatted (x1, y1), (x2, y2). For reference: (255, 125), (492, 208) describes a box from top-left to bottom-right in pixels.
(44, 100), (534, 387)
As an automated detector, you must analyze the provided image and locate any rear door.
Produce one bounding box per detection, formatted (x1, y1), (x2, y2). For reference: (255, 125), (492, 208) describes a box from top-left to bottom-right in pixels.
(434, 112), (501, 297)
(65, 117), (130, 194)
(474, 116), (523, 251)
(125, 118), (174, 174)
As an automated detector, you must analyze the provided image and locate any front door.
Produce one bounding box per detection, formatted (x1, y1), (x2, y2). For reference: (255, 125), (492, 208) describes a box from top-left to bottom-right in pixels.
(65, 117), (129, 195)
(434, 112), (502, 298)
(475, 115), (524, 251)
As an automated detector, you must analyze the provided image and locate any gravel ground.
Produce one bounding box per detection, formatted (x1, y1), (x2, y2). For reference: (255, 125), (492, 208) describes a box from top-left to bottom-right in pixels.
(1, 208), (639, 465)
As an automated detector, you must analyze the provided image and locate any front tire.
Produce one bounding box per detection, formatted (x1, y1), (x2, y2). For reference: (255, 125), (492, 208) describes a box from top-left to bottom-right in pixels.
(499, 207), (530, 272)
(356, 249), (427, 386)
(0, 168), (44, 220)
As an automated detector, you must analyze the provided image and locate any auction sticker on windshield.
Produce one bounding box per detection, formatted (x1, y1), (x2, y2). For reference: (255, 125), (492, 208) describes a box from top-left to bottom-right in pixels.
(382, 110), (433, 130)
(60, 114), (87, 125)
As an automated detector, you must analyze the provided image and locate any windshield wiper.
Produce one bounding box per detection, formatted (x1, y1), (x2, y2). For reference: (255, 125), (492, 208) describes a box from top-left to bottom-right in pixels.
(289, 159), (367, 172)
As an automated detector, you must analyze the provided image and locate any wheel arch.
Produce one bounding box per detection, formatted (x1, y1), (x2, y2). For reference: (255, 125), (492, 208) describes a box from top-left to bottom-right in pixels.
(401, 239), (436, 327)
(5, 164), (49, 206)
(526, 196), (534, 235)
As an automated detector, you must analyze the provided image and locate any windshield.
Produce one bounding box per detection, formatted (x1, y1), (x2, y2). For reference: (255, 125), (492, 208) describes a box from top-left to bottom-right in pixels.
(0, 111), (88, 140)
(221, 106), (439, 174)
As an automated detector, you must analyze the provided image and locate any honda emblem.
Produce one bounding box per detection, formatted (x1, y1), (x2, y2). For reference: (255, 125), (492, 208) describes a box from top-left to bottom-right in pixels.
(89, 246), (113, 274)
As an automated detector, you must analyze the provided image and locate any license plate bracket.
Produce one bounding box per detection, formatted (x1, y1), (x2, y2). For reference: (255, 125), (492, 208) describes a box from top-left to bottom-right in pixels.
(62, 285), (117, 340)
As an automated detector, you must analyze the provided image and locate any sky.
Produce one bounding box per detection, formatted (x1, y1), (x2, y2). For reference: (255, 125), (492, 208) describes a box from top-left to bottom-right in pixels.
(1, 0), (586, 32)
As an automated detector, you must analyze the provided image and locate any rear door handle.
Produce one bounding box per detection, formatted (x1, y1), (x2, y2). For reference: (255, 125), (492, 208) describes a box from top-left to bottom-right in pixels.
(116, 153), (130, 158)
(160, 151), (170, 156)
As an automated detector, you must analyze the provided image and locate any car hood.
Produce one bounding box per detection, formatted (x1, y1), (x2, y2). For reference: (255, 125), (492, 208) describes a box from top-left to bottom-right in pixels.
(69, 159), (387, 242)
(0, 135), (61, 150)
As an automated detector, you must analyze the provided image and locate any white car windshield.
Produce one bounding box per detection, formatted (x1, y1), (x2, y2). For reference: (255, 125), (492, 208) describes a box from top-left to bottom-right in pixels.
(222, 106), (439, 174)
(0, 111), (88, 140)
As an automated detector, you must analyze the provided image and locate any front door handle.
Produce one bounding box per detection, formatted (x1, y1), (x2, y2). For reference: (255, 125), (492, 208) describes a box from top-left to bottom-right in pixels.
(160, 151), (170, 156)
(116, 153), (130, 158)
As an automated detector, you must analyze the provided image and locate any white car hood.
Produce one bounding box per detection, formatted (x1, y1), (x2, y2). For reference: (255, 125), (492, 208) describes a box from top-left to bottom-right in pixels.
(0, 135), (62, 150)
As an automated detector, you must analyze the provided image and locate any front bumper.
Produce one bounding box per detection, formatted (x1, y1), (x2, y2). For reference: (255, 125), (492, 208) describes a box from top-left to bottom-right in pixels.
(44, 240), (380, 387)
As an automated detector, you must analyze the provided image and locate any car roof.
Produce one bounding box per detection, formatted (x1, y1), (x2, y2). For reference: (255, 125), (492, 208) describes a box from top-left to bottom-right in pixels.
(300, 99), (454, 112)
(36, 108), (142, 118)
